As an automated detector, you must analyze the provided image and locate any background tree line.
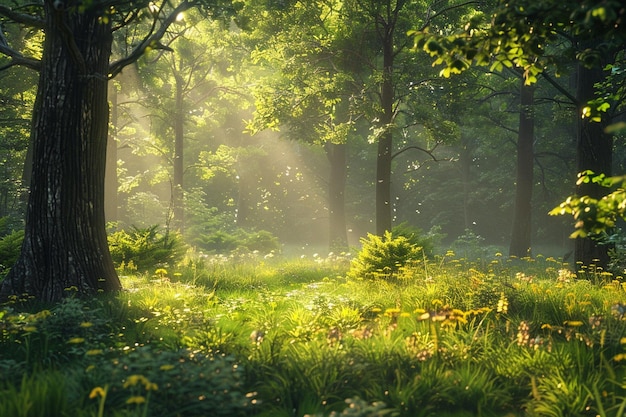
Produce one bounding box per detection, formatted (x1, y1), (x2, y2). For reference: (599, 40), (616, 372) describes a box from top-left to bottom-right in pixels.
(0, 0), (624, 300)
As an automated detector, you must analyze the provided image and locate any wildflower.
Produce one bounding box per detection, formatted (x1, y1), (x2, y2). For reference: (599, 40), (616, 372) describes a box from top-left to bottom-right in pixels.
(89, 386), (106, 399)
(126, 396), (146, 405)
(564, 320), (584, 327)
(517, 321), (530, 346)
(68, 337), (85, 344)
(124, 375), (147, 388)
(497, 293), (509, 314)
(384, 308), (401, 317)
(159, 364), (175, 371)
(80, 321), (93, 328)
(86, 349), (103, 356)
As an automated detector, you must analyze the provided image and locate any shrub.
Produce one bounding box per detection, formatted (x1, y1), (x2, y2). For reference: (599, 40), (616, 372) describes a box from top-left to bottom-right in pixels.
(347, 231), (423, 280)
(0, 229), (24, 275)
(108, 225), (186, 271)
(192, 228), (280, 255)
(391, 222), (437, 258)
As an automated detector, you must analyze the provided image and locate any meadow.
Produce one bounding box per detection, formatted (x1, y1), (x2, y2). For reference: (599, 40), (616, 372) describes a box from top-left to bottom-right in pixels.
(2, 249), (626, 417)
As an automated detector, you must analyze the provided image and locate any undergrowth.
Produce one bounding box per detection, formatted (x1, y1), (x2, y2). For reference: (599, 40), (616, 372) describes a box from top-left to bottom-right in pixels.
(2, 252), (626, 416)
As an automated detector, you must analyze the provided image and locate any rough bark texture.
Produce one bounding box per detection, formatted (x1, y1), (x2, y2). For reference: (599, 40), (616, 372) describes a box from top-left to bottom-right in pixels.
(0, 1), (121, 302)
(509, 83), (534, 257)
(574, 63), (612, 268)
(326, 142), (348, 250)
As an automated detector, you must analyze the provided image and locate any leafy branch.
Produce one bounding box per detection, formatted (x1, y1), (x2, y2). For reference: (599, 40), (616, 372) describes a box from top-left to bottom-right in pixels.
(549, 171), (626, 238)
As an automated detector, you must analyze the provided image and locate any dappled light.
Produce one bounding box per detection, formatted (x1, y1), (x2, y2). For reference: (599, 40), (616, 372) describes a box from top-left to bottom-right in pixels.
(1, 0), (626, 415)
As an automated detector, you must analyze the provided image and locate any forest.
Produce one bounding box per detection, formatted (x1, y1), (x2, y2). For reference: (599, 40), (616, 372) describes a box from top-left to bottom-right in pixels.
(0, 0), (626, 416)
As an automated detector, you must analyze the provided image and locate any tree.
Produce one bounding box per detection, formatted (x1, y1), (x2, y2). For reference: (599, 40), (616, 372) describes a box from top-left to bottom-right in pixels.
(508, 82), (534, 257)
(413, 0), (626, 265)
(244, 0), (357, 250)
(0, 0), (212, 302)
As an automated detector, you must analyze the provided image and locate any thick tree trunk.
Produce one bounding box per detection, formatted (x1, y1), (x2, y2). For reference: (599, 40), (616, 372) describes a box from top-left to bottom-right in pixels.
(574, 63), (612, 268)
(0, 2), (121, 302)
(326, 142), (348, 251)
(509, 83), (535, 257)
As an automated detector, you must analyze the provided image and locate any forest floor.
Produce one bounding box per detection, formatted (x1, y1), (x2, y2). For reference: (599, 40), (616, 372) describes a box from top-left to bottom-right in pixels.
(1, 252), (626, 416)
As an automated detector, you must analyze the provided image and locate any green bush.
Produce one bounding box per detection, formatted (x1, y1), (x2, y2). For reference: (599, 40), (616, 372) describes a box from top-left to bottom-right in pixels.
(0, 229), (24, 274)
(192, 228), (280, 255)
(391, 222), (436, 258)
(347, 231), (423, 280)
(108, 225), (186, 272)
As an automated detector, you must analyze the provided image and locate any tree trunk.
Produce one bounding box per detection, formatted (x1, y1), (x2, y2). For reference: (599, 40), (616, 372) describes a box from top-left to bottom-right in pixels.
(326, 142), (348, 251)
(105, 83), (118, 223)
(0, 2), (121, 302)
(376, 30), (394, 236)
(509, 83), (535, 257)
(173, 75), (185, 232)
(574, 63), (612, 268)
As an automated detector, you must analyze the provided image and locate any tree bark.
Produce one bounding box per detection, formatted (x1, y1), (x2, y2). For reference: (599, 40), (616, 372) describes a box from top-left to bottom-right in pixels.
(326, 142), (348, 251)
(173, 74), (185, 232)
(574, 62), (612, 268)
(509, 82), (535, 257)
(376, 25), (394, 236)
(105, 83), (118, 223)
(0, 2), (121, 302)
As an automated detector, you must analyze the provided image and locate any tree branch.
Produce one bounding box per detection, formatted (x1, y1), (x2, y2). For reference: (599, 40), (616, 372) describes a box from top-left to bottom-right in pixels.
(0, 42), (41, 71)
(392, 142), (441, 161)
(108, 0), (196, 78)
(0, 4), (45, 29)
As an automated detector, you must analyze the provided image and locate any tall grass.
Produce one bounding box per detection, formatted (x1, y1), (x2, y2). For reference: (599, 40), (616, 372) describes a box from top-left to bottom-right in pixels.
(2, 251), (626, 416)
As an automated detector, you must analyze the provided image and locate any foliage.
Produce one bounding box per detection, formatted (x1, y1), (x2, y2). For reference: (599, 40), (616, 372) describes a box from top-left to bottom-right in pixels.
(411, 0), (626, 83)
(347, 231), (424, 280)
(550, 171), (626, 238)
(192, 228), (280, 255)
(4, 253), (626, 415)
(391, 222), (436, 258)
(0, 371), (71, 417)
(305, 397), (397, 417)
(0, 229), (23, 276)
(108, 225), (186, 272)
(84, 347), (255, 417)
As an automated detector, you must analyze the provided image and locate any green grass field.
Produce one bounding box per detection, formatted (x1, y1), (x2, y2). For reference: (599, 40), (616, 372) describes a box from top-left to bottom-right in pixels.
(2, 251), (626, 416)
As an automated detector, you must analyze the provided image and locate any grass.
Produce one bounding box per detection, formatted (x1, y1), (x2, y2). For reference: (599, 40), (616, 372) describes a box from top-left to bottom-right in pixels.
(2, 251), (626, 416)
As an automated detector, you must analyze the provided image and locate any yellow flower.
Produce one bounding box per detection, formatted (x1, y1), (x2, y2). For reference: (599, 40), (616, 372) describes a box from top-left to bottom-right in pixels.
(126, 396), (146, 405)
(86, 349), (103, 356)
(80, 321), (93, 328)
(159, 364), (175, 371)
(89, 386), (106, 399)
(124, 374), (147, 388)
(620, 337), (626, 345)
(68, 337), (85, 344)
(564, 320), (584, 327)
